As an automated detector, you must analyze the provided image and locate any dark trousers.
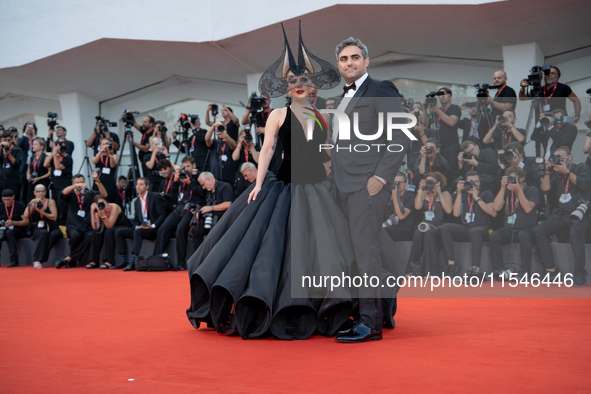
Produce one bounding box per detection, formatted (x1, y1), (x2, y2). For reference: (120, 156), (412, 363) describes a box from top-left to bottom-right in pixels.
(90, 226), (129, 264)
(152, 210), (193, 264)
(440, 223), (489, 267)
(489, 227), (534, 272)
(408, 227), (443, 276)
(534, 214), (590, 276)
(52, 184), (69, 226)
(337, 186), (390, 331)
(384, 224), (415, 242)
(0, 227), (28, 264)
(66, 227), (93, 263)
(115, 227), (158, 256)
(31, 228), (63, 262)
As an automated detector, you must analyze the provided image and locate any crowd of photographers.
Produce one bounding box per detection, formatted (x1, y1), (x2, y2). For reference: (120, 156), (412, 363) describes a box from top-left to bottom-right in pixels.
(1, 65), (591, 287)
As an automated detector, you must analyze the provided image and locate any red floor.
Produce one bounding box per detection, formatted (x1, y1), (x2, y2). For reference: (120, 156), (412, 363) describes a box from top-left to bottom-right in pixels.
(1, 267), (590, 393)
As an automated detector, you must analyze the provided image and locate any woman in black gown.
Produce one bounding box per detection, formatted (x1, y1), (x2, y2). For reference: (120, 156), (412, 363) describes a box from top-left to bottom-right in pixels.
(186, 24), (356, 340)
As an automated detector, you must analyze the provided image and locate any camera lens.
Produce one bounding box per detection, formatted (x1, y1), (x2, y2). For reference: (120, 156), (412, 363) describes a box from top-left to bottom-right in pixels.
(217, 125), (225, 132)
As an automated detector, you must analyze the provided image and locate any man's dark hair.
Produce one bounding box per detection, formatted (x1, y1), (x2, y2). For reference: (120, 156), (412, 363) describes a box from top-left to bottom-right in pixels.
(425, 138), (440, 147)
(147, 116), (155, 125)
(504, 141), (524, 156)
(550, 66), (561, 79)
(22, 122), (38, 135)
(118, 175), (127, 182)
(552, 108), (566, 116)
(181, 156), (195, 164)
(72, 173), (85, 182)
(554, 146), (572, 156)
(137, 177), (150, 186)
(505, 166), (526, 178)
(439, 87), (452, 96)
(395, 171), (408, 183)
(56, 125), (67, 133)
(1, 189), (15, 197)
(502, 109), (516, 118)
(158, 159), (172, 170)
(460, 140), (476, 151)
(465, 171), (480, 178)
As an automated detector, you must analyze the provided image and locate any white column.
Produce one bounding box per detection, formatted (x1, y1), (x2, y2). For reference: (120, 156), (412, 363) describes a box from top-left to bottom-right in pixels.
(58, 92), (99, 179)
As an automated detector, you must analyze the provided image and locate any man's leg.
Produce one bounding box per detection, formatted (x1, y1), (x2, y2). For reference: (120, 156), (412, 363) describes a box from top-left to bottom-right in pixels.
(570, 218), (590, 286)
(175, 212), (194, 270)
(113, 227), (134, 269)
(152, 211), (179, 256)
(533, 216), (567, 271)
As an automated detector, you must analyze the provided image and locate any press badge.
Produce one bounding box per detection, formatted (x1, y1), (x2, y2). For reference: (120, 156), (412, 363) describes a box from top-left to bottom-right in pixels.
(465, 213), (475, 223)
(406, 185), (416, 192)
(77, 210), (85, 218)
(221, 155), (228, 162)
(507, 214), (516, 225)
(543, 104), (551, 112)
(425, 211), (435, 221)
(9, 225), (14, 230)
(190, 146), (194, 152)
(53, 169), (62, 176)
(38, 220), (45, 228)
(102, 167), (111, 175)
(559, 193), (572, 204)
(178, 192), (184, 201)
(5, 162), (10, 168)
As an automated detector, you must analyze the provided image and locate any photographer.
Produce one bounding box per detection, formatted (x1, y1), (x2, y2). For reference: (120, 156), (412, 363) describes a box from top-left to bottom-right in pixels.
(241, 94), (273, 148)
(25, 137), (51, 202)
(205, 103), (240, 141)
(157, 159), (178, 213)
(531, 109), (578, 161)
(143, 137), (169, 192)
(87, 195), (132, 269)
(18, 122), (38, 202)
(457, 140), (499, 194)
(91, 138), (118, 201)
(152, 163), (205, 270)
(0, 189), (29, 267)
(22, 184), (61, 269)
(519, 66), (581, 121)
(482, 110), (526, 151)
(85, 117), (120, 154)
(414, 138), (449, 180)
(55, 174), (108, 268)
(426, 87), (461, 166)
(235, 162), (257, 198)
(0, 130), (24, 198)
(114, 178), (167, 271)
(496, 142), (541, 189)
(325, 97), (337, 110)
(490, 166), (540, 280)
(173, 114), (209, 172)
(440, 171), (496, 278)
(191, 171), (234, 251)
(483, 70), (517, 120)
(407, 172), (453, 277)
(459, 103), (486, 146)
(113, 175), (128, 210)
(205, 122), (237, 186)
(383, 172), (418, 242)
(533, 147), (591, 287)
(47, 125), (74, 155)
(149, 121), (171, 148)
(233, 128), (260, 192)
(127, 113), (155, 176)
(44, 140), (74, 225)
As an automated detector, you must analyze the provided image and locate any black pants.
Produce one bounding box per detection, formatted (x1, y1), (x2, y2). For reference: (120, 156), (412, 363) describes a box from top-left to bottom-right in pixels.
(408, 227), (443, 276)
(152, 210), (193, 264)
(384, 224), (415, 242)
(31, 228), (63, 262)
(115, 227), (158, 257)
(489, 227), (534, 272)
(66, 227), (93, 264)
(534, 214), (590, 276)
(0, 227), (28, 264)
(90, 225), (131, 264)
(337, 186), (390, 332)
(440, 223), (489, 267)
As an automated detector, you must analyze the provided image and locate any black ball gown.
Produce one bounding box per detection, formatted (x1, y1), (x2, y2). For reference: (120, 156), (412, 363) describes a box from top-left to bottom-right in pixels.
(186, 107), (356, 339)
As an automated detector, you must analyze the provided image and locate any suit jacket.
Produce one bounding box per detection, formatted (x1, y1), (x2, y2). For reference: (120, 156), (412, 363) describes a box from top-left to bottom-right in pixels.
(530, 124), (577, 157)
(133, 191), (167, 228)
(331, 76), (410, 193)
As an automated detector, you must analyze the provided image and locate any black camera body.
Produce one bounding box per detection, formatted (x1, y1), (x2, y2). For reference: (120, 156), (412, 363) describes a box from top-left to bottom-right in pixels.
(425, 91), (443, 107)
(97, 201), (106, 210)
(462, 152), (474, 160)
(425, 179), (436, 191)
(507, 175), (518, 184)
(548, 155), (563, 165)
(36, 200), (44, 209)
(178, 170), (190, 180)
(121, 111), (137, 127)
(464, 180), (475, 191)
(243, 134), (253, 144)
(527, 65), (552, 97)
(47, 112), (58, 128)
(424, 146), (434, 154)
(29, 172), (38, 182)
(211, 104), (219, 117)
(184, 202), (200, 212)
(249, 93), (267, 113)
(474, 83), (497, 98)
(141, 219), (151, 227)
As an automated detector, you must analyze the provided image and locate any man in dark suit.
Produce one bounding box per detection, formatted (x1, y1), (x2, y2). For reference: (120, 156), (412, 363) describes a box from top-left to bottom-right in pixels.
(114, 177), (167, 270)
(331, 37), (410, 343)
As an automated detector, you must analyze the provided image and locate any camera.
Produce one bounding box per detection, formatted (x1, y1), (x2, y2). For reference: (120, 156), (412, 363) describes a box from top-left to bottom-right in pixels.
(203, 212), (214, 231)
(29, 172), (38, 182)
(97, 201), (106, 210)
(249, 92), (267, 113)
(79, 187), (90, 195)
(0, 220), (6, 241)
(424, 178), (436, 191)
(47, 112), (58, 128)
(157, 122), (167, 133)
(465, 102), (477, 108)
(243, 133), (253, 144)
(96, 116), (118, 133)
(211, 104), (219, 116)
(179, 113), (198, 131)
(106, 141), (113, 151)
(570, 200), (589, 224)
(217, 125), (226, 133)
(497, 115), (506, 123)
(462, 152), (474, 160)
(424, 146), (434, 154)
(548, 155), (563, 165)
(418, 222), (436, 233)
(141, 220), (151, 227)
(540, 112), (554, 127)
(474, 83), (497, 98)
(36, 200), (44, 209)
(2, 145), (10, 153)
(500, 150), (517, 163)
(178, 170), (190, 180)
(121, 111), (138, 126)
(507, 175), (518, 184)
(425, 91), (444, 107)
(382, 214), (399, 228)
(463, 180), (475, 191)
(58, 140), (67, 153)
(184, 202), (199, 212)
(527, 65), (552, 97)
(555, 116), (572, 125)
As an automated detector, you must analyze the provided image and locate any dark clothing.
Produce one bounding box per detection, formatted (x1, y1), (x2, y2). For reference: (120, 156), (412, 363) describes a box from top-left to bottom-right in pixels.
(136, 129), (154, 177)
(408, 197), (446, 276)
(541, 83), (573, 114)
(459, 117), (487, 146)
(142, 153), (167, 192)
(436, 104), (461, 166)
(531, 124), (577, 159)
(47, 155), (73, 225)
(502, 185), (539, 230)
(0, 201), (27, 264)
(26, 153), (50, 202)
(0, 146), (24, 199)
(488, 127), (526, 152)
(547, 163), (591, 213)
(491, 85), (517, 120)
(89, 209), (132, 264)
(440, 224), (489, 267)
(157, 176), (179, 213)
(209, 140), (237, 185)
(46, 137), (74, 155)
(497, 158), (541, 190)
(458, 148), (499, 195)
(28, 199), (62, 262)
(489, 228), (534, 272)
(414, 154), (449, 179)
(90, 133), (120, 155)
(61, 189), (98, 231)
(174, 128), (210, 172)
(92, 154), (117, 203)
(456, 190), (494, 228)
(384, 190), (418, 242)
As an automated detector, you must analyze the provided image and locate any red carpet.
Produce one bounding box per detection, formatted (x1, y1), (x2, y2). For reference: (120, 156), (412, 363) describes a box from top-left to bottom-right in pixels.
(1, 267), (590, 393)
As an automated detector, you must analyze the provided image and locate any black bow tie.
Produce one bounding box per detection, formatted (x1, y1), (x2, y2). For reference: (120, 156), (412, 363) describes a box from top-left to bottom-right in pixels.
(343, 82), (357, 94)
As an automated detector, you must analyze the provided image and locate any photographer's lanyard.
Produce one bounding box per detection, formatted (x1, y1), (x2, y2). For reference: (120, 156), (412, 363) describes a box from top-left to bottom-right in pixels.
(39, 200), (47, 220)
(32, 154), (41, 172)
(100, 155), (109, 168)
(505, 191), (515, 216)
(141, 129), (154, 145)
(561, 176), (570, 194)
(495, 85), (507, 97)
(5, 203), (14, 220)
(467, 195), (475, 214)
(140, 194), (147, 220)
(543, 84), (557, 105)
(503, 131), (512, 146)
(164, 177), (174, 194)
(243, 148), (249, 163)
(118, 190), (125, 202)
(191, 135), (196, 149)
(76, 192), (85, 211)
(220, 143), (226, 158)
(427, 192), (436, 212)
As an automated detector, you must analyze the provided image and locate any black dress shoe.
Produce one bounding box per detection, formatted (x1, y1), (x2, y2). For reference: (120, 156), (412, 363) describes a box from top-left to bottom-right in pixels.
(336, 319), (357, 336)
(55, 258), (69, 269)
(7, 262), (19, 268)
(335, 322), (382, 343)
(111, 261), (127, 269)
(123, 262), (135, 271)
